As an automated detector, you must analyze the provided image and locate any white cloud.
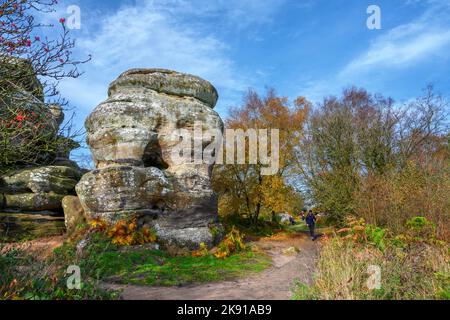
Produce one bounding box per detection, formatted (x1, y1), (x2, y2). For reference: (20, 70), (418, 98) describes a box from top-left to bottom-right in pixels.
(342, 28), (450, 76)
(296, 0), (450, 103)
(341, 1), (450, 76)
(52, 0), (288, 117)
(151, 0), (286, 30)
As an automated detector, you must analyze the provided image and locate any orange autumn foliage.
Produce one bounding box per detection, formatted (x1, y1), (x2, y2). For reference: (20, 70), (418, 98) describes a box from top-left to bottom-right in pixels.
(89, 218), (157, 246)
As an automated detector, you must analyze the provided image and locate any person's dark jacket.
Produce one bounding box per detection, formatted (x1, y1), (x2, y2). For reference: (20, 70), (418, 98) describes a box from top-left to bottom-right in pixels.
(306, 214), (316, 226)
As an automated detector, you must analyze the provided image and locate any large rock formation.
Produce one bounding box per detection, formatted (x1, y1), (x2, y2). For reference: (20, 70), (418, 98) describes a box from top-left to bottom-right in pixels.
(0, 58), (83, 240)
(76, 69), (224, 249)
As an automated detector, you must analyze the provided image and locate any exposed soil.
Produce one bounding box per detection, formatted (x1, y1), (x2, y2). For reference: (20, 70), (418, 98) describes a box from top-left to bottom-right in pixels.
(104, 232), (320, 300)
(1, 235), (65, 261)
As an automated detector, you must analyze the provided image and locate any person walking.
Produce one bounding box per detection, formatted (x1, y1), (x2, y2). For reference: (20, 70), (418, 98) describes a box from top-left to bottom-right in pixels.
(300, 209), (306, 222)
(306, 210), (317, 241)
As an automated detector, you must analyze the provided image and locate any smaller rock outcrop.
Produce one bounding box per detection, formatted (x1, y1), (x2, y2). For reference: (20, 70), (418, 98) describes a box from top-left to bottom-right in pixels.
(0, 58), (84, 240)
(0, 166), (82, 212)
(62, 196), (86, 236)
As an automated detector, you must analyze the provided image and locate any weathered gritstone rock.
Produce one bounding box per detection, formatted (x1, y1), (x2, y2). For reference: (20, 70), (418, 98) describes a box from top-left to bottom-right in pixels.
(77, 69), (224, 249)
(0, 59), (84, 240)
(0, 56), (44, 101)
(0, 166), (82, 212)
(62, 196), (86, 236)
(76, 166), (173, 220)
(0, 212), (65, 242)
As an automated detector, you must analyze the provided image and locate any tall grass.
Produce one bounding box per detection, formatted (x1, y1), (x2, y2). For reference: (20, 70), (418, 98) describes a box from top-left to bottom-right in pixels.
(293, 218), (449, 300)
(354, 161), (450, 240)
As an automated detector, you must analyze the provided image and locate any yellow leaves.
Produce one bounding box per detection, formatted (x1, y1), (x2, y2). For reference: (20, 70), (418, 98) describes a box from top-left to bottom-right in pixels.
(191, 228), (246, 259)
(336, 217), (367, 242)
(89, 217), (108, 232)
(213, 89), (308, 218)
(337, 228), (352, 234)
(90, 217), (157, 246)
(214, 226), (246, 259)
(214, 251), (229, 259)
(191, 242), (209, 257)
(260, 175), (296, 214)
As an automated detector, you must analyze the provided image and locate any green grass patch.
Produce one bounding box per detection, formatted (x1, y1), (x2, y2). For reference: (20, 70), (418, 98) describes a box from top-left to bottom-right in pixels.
(221, 215), (282, 237)
(88, 247), (271, 286)
(284, 220), (334, 234)
(0, 247), (118, 300)
(54, 233), (271, 287)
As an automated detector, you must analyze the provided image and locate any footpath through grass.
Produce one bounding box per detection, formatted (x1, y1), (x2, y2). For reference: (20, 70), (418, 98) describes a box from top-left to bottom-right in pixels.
(90, 246), (271, 286)
(1, 231), (272, 299)
(292, 217), (450, 300)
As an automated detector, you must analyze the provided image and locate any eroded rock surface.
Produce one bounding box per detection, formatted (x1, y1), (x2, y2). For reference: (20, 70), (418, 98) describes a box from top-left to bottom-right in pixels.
(0, 58), (84, 241)
(62, 196), (86, 235)
(76, 69), (224, 249)
(0, 166), (82, 212)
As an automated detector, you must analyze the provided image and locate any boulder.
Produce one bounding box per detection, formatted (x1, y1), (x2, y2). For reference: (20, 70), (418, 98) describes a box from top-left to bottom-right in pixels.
(76, 166), (173, 221)
(1, 166), (81, 194)
(62, 196), (86, 235)
(0, 212), (65, 242)
(0, 57), (44, 101)
(4, 193), (66, 211)
(278, 213), (295, 225)
(76, 69), (224, 249)
(1, 166), (82, 212)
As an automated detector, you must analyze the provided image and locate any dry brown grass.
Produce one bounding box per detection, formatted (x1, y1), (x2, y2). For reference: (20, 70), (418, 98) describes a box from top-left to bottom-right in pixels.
(354, 161), (450, 240)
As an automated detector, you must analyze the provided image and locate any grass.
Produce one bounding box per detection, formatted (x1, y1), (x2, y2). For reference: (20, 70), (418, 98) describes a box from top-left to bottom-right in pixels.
(69, 232), (272, 287)
(1, 231), (272, 299)
(0, 246), (118, 300)
(93, 248), (271, 286)
(292, 218), (450, 300)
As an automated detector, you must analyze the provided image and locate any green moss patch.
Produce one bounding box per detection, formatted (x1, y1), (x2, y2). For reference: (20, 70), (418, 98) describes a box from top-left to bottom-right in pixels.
(87, 247), (271, 286)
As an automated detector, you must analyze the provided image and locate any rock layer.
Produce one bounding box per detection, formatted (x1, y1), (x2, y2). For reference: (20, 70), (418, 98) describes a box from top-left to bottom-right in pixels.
(76, 69), (224, 249)
(0, 166), (82, 212)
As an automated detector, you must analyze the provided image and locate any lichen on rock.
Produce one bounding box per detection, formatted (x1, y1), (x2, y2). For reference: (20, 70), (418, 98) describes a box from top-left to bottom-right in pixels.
(76, 69), (224, 249)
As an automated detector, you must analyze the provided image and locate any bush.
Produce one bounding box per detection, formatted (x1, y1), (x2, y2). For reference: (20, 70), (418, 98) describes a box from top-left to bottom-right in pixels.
(294, 218), (449, 300)
(89, 218), (157, 246)
(214, 227), (246, 259)
(354, 162), (450, 240)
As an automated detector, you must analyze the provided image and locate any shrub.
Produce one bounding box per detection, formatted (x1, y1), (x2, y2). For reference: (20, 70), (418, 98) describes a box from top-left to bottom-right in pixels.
(191, 242), (209, 257)
(89, 218), (157, 246)
(293, 219), (449, 300)
(354, 162), (450, 240)
(214, 227), (246, 259)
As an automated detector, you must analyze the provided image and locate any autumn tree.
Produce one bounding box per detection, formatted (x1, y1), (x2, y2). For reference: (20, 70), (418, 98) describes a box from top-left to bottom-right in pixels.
(297, 86), (449, 226)
(212, 89), (309, 225)
(0, 0), (90, 173)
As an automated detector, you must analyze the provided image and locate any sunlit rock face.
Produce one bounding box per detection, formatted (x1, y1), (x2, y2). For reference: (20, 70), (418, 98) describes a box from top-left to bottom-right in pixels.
(76, 69), (224, 249)
(0, 58), (83, 216)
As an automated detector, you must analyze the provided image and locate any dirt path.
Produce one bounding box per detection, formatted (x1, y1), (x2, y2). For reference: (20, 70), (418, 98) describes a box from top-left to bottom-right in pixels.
(105, 232), (319, 300)
(1, 235), (65, 260)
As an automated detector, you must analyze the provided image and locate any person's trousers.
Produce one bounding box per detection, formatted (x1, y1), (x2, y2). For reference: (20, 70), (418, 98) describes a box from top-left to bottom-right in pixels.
(308, 224), (315, 238)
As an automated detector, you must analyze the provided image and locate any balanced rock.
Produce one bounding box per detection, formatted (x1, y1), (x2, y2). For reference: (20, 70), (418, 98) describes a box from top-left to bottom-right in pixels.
(76, 69), (224, 249)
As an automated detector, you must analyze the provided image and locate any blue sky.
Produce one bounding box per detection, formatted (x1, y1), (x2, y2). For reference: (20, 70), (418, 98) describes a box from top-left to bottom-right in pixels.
(40, 0), (450, 165)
